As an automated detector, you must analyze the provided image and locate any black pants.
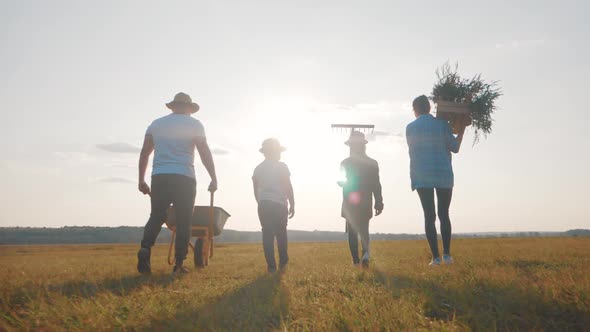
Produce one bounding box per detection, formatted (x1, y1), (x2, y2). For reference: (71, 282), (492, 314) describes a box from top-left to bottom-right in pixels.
(141, 174), (196, 266)
(258, 201), (289, 270)
(346, 218), (370, 264)
(417, 188), (453, 259)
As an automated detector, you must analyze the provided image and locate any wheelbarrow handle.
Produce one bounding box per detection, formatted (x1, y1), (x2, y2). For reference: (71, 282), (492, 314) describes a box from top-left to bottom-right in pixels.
(209, 191), (215, 258)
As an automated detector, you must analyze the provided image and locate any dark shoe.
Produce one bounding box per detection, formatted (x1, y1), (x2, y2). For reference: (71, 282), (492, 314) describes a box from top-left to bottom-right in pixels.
(137, 247), (151, 274)
(172, 265), (190, 277)
(267, 266), (277, 273)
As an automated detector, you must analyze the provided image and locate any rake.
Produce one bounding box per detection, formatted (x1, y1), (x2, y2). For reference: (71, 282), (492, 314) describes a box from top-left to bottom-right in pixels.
(331, 124), (375, 136)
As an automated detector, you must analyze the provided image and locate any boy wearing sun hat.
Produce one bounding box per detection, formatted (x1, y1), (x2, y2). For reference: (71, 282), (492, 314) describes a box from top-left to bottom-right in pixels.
(252, 138), (295, 273)
(338, 131), (384, 268)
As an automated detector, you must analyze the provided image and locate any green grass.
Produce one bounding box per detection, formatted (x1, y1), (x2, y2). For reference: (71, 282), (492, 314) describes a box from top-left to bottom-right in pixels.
(1, 238), (589, 331)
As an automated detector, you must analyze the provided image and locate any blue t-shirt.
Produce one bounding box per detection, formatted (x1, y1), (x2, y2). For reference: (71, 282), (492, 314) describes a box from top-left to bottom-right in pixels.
(406, 114), (459, 190)
(146, 113), (206, 179)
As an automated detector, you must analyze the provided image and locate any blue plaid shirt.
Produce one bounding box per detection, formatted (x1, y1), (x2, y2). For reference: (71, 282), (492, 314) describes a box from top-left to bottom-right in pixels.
(406, 114), (459, 191)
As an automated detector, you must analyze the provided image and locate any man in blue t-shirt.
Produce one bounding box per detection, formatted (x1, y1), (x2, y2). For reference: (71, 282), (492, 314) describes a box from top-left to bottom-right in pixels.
(137, 92), (218, 275)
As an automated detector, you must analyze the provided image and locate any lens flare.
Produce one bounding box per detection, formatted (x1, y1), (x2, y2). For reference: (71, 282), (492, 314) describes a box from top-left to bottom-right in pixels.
(348, 192), (361, 205)
(337, 167), (347, 185)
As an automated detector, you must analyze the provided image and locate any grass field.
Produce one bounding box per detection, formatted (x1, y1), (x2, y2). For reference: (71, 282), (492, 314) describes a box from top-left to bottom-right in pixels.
(1, 237), (589, 331)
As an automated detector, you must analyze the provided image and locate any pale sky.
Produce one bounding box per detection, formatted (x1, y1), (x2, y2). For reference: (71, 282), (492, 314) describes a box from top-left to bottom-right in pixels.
(1, 0), (589, 234)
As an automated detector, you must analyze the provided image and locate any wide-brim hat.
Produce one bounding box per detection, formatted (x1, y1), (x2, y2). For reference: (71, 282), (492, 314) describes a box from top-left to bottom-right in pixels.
(345, 131), (368, 145)
(166, 92), (200, 113)
(259, 138), (286, 153)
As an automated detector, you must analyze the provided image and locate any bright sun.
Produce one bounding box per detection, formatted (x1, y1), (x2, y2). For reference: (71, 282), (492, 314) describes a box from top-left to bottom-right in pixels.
(250, 96), (349, 185)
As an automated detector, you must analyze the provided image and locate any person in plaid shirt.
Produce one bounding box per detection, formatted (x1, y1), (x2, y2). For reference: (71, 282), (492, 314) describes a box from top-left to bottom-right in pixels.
(406, 95), (464, 266)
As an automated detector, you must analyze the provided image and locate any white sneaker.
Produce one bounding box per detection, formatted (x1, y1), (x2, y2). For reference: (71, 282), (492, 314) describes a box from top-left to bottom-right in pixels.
(442, 254), (454, 265)
(429, 257), (442, 266)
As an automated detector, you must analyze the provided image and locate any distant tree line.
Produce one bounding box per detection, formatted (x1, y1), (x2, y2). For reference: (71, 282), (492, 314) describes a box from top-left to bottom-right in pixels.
(0, 227), (588, 245)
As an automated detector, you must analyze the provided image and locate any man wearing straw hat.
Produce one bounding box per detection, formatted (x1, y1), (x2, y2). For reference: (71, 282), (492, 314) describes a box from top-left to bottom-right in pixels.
(252, 138), (295, 273)
(338, 131), (384, 268)
(137, 92), (218, 275)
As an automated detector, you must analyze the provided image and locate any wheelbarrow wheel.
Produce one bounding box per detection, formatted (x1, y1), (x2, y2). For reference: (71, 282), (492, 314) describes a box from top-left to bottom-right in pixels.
(194, 238), (205, 267)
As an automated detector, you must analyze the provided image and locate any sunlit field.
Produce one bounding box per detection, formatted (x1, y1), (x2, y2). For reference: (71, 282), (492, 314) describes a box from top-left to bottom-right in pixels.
(1, 238), (589, 331)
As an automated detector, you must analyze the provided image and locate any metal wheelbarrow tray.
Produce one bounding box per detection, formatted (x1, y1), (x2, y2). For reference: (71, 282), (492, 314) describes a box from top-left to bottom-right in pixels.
(166, 206), (231, 236)
(165, 204), (231, 267)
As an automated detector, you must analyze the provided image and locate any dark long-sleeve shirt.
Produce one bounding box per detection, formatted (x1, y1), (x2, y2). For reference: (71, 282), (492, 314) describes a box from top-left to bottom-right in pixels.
(340, 155), (383, 220)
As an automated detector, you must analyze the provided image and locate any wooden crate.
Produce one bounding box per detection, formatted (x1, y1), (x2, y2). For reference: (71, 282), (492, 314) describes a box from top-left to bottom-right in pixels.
(435, 100), (471, 134)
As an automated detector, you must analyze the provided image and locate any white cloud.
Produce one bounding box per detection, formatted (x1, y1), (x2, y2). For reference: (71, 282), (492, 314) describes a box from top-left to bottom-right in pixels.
(96, 142), (140, 154)
(309, 101), (408, 115)
(53, 151), (97, 167)
(211, 146), (231, 156)
(98, 177), (134, 184)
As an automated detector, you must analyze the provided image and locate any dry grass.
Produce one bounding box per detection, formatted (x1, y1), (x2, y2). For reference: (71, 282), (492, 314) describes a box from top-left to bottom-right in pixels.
(1, 238), (589, 331)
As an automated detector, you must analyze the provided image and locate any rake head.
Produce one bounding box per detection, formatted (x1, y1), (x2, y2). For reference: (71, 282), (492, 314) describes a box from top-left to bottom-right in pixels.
(331, 124), (375, 135)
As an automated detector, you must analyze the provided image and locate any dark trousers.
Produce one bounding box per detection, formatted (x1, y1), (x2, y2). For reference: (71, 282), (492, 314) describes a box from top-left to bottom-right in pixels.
(417, 188), (453, 259)
(346, 219), (370, 264)
(258, 201), (289, 270)
(141, 174), (196, 266)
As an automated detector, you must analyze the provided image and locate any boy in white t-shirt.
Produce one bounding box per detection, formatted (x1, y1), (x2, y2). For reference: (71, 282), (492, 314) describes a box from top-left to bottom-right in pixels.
(252, 138), (295, 273)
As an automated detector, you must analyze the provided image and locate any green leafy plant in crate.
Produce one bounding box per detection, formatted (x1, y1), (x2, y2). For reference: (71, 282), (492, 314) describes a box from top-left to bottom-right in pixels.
(432, 62), (502, 144)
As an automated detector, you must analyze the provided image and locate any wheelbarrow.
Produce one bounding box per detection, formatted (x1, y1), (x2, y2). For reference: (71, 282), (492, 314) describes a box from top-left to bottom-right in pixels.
(165, 193), (231, 267)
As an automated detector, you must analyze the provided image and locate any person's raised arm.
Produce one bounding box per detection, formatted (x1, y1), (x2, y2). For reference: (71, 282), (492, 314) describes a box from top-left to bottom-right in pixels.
(195, 137), (218, 192)
(455, 125), (465, 153)
(447, 124), (462, 154)
(138, 134), (154, 195)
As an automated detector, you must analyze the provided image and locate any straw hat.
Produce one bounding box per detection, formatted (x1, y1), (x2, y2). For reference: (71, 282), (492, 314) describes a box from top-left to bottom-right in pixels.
(166, 92), (200, 113)
(345, 131), (368, 145)
(259, 138), (286, 153)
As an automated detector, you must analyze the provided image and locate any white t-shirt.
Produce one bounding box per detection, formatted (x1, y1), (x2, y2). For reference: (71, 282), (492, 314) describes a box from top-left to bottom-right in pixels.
(146, 113), (205, 179)
(252, 160), (291, 206)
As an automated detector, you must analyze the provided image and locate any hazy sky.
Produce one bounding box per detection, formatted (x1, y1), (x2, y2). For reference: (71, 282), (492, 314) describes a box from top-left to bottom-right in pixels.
(1, 0), (589, 234)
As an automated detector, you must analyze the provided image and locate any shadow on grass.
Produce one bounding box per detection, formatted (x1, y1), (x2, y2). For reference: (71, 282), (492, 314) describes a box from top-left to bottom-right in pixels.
(48, 273), (175, 298)
(495, 259), (565, 271)
(144, 272), (289, 331)
(3, 272), (174, 311)
(372, 269), (589, 331)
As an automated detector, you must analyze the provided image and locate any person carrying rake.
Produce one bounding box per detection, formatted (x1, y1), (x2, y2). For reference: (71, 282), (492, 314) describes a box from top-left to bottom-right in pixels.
(338, 131), (384, 268)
